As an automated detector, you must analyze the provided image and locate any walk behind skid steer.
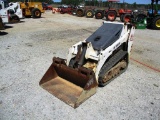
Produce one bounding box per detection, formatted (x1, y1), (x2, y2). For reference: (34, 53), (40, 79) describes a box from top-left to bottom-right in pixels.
(40, 22), (135, 108)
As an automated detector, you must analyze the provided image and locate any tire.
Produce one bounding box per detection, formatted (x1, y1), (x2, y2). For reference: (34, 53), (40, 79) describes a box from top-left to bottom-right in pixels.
(123, 13), (131, 23)
(106, 11), (117, 21)
(135, 14), (147, 23)
(32, 8), (41, 18)
(0, 17), (4, 30)
(76, 8), (84, 17)
(151, 16), (160, 30)
(57, 8), (61, 12)
(85, 9), (94, 18)
(120, 14), (124, 22)
(60, 10), (64, 14)
(9, 15), (20, 23)
(95, 11), (104, 19)
(13, 15), (20, 22)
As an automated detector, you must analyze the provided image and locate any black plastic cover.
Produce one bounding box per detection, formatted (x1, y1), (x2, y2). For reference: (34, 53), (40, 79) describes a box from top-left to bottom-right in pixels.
(86, 23), (123, 50)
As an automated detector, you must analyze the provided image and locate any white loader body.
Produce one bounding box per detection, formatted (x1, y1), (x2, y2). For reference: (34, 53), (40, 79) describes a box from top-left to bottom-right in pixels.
(66, 21), (135, 81)
(0, 0), (21, 23)
(8, 2), (23, 19)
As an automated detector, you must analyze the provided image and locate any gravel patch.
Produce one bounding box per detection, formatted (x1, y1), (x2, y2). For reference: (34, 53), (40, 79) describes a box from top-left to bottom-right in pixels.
(0, 11), (160, 120)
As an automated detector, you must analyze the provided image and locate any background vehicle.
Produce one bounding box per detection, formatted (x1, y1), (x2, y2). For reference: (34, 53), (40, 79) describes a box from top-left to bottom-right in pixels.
(95, 0), (119, 21)
(20, 0), (45, 18)
(118, 8), (132, 22)
(95, 0), (132, 22)
(147, 0), (160, 29)
(8, 2), (24, 19)
(0, 0), (20, 23)
(39, 22), (135, 108)
(0, 0), (23, 19)
(59, 4), (76, 14)
(125, 0), (160, 30)
(76, 5), (96, 18)
(42, 2), (52, 10)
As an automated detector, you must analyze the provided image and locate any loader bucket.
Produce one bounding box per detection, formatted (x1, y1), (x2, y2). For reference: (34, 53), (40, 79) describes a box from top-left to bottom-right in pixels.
(39, 57), (98, 108)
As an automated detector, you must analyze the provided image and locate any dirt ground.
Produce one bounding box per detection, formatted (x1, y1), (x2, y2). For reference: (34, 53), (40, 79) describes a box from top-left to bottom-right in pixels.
(0, 11), (160, 120)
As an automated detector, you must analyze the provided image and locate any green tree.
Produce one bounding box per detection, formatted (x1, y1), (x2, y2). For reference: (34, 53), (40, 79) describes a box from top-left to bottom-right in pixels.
(61, 0), (84, 5)
(133, 2), (137, 9)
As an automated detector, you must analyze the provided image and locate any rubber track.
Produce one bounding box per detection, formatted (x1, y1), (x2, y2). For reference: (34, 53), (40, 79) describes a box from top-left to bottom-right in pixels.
(98, 50), (127, 87)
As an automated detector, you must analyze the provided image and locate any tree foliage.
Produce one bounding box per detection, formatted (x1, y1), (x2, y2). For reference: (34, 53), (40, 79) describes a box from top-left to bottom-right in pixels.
(8, 0), (54, 4)
(61, 0), (84, 5)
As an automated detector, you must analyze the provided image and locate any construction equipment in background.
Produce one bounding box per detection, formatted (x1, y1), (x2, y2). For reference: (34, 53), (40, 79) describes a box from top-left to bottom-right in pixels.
(0, 1), (20, 23)
(95, 0), (120, 21)
(0, 0), (23, 19)
(74, 0), (132, 19)
(125, 0), (160, 30)
(8, 2), (24, 19)
(122, 10), (146, 24)
(76, 5), (96, 18)
(94, 0), (132, 21)
(58, 5), (77, 14)
(147, 0), (160, 29)
(39, 22), (135, 108)
(0, 9), (20, 23)
(20, 0), (45, 18)
(129, 10), (147, 29)
(95, 8), (132, 21)
(134, 19), (147, 29)
(42, 2), (52, 10)
(118, 8), (132, 22)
